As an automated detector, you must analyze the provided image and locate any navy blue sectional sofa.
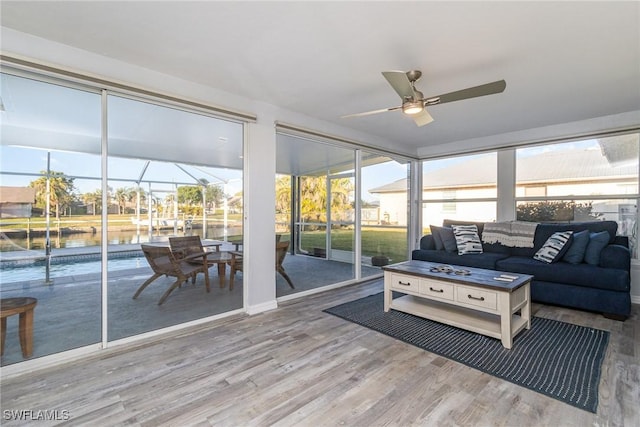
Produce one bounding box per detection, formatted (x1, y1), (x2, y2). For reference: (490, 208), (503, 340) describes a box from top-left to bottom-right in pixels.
(412, 220), (631, 320)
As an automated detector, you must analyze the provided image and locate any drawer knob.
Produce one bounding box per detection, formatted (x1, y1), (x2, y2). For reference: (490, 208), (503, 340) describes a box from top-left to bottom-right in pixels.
(398, 280), (411, 286)
(468, 294), (485, 301)
(429, 287), (444, 293)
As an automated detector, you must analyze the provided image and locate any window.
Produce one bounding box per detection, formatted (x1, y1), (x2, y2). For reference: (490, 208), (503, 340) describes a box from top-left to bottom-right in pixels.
(516, 134), (639, 257)
(422, 152), (497, 230)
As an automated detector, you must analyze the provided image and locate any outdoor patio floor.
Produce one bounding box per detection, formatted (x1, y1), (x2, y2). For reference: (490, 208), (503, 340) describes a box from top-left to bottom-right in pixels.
(0, 253), (382, 366)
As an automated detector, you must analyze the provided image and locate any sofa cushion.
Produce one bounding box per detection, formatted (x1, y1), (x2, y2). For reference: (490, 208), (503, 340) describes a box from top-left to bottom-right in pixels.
(584, 231), (610, 265)
(431, 226), (457, 253)
(496, 256), (630, 292)
(443, 219), (485, 239)
(452, 225), (483, 255)
(430, 225), (444, 250)
(533, 231), (573, 263)
(411, 249), (508, 270)
(562, 229), (590, 264)
(533, 221), (618, 252)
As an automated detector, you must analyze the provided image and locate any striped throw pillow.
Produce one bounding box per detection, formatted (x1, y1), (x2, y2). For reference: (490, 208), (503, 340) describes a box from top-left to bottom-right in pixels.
(533, 231), (573, 263)
(452, 225), (483, 255)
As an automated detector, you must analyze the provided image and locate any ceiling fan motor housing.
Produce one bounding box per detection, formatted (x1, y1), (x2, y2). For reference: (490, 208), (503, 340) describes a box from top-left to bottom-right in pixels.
(406, 70), (422, 82)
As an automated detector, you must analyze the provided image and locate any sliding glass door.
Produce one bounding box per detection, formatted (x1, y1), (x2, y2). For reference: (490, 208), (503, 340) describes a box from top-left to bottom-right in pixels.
(275, 132), (411, 296)
(0, 73), (103, 365)
(106, 94), (244, 340)
(0, 70), (245, 366)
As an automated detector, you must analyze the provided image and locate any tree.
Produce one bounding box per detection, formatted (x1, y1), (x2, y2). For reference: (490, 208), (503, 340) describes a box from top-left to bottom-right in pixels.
(114, 188), (129, 214)
(177, 184), (224, 212)
(82, 190), (102, 215)
(275, 175), (292, 214)
(29, 171), (76, 219)
(178, 185), (203, 205)
(517, 201), (601, 222)
(276, 175), (354, 223)
(205, 185), (224, 211)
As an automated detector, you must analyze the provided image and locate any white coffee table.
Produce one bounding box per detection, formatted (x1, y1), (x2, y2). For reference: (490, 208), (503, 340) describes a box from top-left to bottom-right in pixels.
(383, 260), (532, 349)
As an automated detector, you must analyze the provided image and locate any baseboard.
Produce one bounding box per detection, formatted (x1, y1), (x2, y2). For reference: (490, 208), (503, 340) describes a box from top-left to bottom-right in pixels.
(246, 300), (278, 315)
(632, 295), (640, 305)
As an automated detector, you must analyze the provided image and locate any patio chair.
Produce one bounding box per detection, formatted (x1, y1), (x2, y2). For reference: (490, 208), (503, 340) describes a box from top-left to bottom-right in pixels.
(276, 240), (295, 289)
(170, 236), (231, 287)
(169, 236), (220, 260)
(135, 244), (210, 305)
(228, 240), (294, 289)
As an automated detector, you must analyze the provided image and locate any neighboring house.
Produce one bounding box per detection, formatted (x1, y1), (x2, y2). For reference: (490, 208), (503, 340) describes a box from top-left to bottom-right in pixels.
(369, 147), (638, 227)
(0, 186), (36, 218)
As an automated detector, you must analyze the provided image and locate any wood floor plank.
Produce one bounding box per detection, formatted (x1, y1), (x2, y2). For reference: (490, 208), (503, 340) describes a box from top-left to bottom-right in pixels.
(1, 278), (638, 426)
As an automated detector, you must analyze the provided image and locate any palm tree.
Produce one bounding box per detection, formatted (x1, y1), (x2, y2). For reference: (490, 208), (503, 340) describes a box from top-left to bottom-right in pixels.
(29, 171), (76, 219)
(82, 190), (101, 215)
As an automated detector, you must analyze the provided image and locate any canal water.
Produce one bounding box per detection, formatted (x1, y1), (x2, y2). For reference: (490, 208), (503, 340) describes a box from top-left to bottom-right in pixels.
(0, 226), (243, 284)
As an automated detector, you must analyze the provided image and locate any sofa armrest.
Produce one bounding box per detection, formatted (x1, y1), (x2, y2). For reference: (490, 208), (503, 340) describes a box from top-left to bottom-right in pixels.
(420, 235), (436, 250)
(600, 244), (631, 271)
(613, 235), (629, 247)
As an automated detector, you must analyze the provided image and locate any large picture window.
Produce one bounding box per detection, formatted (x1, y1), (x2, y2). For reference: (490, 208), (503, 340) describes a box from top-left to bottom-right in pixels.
(421, 152), (498, 232)
(516, 134), (639, 257)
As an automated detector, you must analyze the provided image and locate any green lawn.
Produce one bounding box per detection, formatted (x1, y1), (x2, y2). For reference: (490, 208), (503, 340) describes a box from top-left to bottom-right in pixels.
(299, 227), (408, 263)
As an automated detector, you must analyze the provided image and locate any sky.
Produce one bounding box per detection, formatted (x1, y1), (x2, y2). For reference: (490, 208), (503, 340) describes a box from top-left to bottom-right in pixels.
(0, 144), (407, 202)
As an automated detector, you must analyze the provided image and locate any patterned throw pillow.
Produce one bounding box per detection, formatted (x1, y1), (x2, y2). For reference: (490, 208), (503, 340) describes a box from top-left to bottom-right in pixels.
(533, 231), (573, 263)
(452, 225), (483, 255)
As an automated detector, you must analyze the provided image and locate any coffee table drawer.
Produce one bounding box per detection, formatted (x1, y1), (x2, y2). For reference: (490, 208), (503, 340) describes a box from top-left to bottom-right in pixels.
(420, 278), (454, 301)
(456, 285), (497, 310)
(390, 273), (419, 293)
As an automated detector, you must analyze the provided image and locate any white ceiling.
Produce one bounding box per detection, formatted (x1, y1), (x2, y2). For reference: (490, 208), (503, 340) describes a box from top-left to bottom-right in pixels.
(1, 1), (639, 157)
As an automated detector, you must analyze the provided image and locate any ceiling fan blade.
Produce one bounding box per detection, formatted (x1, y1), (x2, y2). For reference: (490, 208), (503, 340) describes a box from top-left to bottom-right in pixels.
(412, 109), (434, 127)
(427, 80), (506, 105)
(382, 71), (416, 99)
(341, 106), (401, 119)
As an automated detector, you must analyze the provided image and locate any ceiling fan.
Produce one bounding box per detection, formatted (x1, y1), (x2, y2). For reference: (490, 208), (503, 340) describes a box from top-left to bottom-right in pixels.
(342, 70), (506, 127)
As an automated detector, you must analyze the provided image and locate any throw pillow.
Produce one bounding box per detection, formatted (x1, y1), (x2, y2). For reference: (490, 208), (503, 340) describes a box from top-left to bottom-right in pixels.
(437, 226), (458, 253)
(562, 229), (590, 264)
(430, 225), (444, 251)
(533, 231), (573, 263)
(452, 225), (483, 255)
(584, 231), (610, 265)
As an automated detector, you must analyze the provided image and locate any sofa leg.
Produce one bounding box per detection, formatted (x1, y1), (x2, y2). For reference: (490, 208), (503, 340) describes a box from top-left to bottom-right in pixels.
(603, 313), (628, 321)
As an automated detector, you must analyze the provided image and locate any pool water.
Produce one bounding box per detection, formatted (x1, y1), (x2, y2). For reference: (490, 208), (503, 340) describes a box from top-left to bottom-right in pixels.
(0, 256), (147, 284)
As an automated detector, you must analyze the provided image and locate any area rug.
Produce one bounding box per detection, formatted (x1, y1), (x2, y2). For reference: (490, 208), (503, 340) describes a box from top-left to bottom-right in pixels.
(323, 292), (609, 413)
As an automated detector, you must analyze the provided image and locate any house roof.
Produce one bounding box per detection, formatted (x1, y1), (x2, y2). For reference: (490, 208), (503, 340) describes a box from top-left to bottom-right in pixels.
(369, 144), (638, 194)
(0, 186), (36, 203)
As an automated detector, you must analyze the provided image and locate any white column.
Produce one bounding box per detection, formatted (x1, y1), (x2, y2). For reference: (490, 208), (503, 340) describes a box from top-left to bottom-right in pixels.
(497, 149), (516, 222)
(244, 116), (277, 314)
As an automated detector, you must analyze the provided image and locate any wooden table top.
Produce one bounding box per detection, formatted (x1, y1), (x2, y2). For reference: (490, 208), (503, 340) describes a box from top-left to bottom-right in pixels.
(1, 297), (38, 317)
(383, 260), (533, 292)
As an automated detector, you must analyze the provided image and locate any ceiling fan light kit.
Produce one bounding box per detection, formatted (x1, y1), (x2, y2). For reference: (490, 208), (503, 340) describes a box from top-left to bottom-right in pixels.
(402, 100), (424, 115)
(342, 69), (506, 127)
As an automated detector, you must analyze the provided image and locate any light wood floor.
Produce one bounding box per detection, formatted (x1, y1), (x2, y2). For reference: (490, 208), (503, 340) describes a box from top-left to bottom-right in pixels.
(1, 279), (638, 426)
